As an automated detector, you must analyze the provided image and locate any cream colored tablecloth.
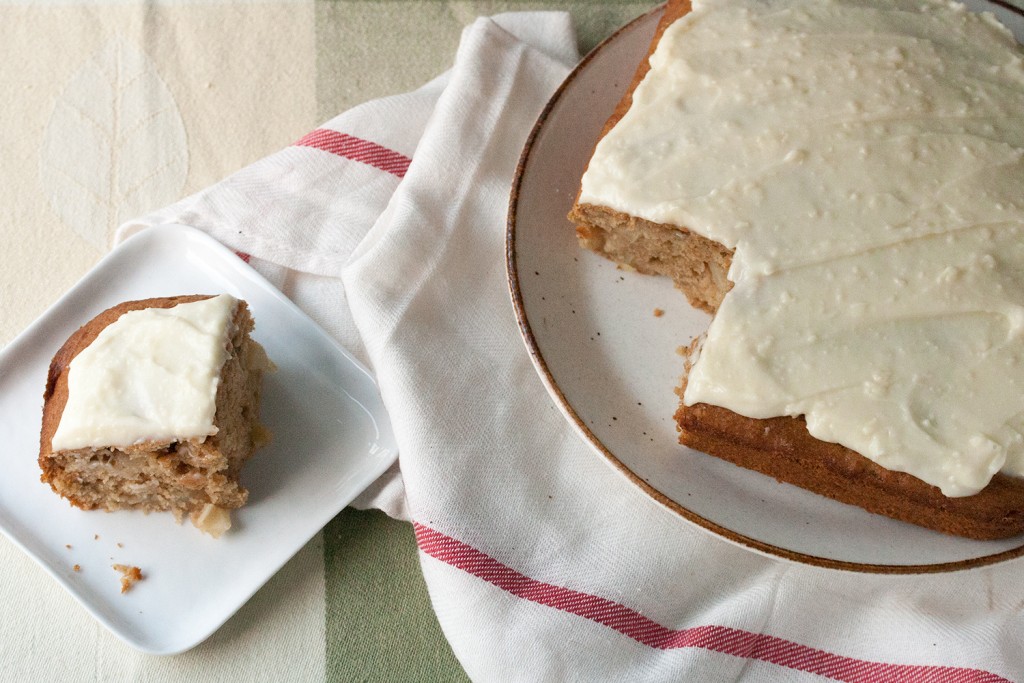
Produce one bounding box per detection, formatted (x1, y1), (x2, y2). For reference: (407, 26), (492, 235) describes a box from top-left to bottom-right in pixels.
(0, 2), (647, 679)
(10, 3), (1024, 681)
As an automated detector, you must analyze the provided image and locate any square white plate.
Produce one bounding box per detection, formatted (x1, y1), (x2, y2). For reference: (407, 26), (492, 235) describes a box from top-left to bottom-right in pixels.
(0, 224), (398, 654)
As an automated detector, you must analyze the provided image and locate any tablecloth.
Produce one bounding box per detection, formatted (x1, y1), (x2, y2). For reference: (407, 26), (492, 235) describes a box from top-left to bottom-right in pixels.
(6, 1), (1024, 683)
(0, 2), (644, 679)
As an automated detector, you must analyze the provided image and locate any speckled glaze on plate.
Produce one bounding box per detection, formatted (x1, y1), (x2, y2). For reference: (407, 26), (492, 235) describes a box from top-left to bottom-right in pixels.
(507, 1), (1024, 573)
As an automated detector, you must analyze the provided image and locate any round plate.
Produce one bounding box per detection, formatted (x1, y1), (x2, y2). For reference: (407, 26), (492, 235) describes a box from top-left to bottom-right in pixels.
(507, 1), (1024, 573)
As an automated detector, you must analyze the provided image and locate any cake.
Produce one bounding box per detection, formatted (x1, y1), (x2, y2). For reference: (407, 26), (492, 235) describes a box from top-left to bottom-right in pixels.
(570, 0), (1024, 538)
(39, 294), (273, 536)
(113, 564), (144, 594)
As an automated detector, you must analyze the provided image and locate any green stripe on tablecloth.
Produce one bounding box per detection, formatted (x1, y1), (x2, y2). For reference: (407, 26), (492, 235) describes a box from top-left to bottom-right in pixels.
(315, 5), (650, 680)
(314, 1), (654, 117)
(324, 508), (469, 682)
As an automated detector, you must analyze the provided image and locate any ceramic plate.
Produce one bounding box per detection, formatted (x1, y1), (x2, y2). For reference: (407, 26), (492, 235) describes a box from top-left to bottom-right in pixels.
(0, 225), (398, 653)
(508, 1), (1024, 573)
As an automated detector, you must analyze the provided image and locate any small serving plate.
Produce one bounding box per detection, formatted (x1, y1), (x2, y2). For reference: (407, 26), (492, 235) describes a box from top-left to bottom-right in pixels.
(0, 224), (398, 653)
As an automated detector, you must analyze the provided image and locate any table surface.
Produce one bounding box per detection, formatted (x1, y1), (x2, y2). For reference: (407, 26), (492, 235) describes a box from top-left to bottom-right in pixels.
(0, 2), (651, 679)
(9, 1), (1023, 678)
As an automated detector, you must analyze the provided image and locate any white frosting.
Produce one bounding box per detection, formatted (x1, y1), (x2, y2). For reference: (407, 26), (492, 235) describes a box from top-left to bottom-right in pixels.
(579, 0), (1024, 496)
(51, 295), (238, 451)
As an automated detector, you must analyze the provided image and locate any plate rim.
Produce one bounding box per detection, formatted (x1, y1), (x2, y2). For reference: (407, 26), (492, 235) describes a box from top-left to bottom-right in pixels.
(506, 1), (1024, 574)
(0, 224), (399, 653)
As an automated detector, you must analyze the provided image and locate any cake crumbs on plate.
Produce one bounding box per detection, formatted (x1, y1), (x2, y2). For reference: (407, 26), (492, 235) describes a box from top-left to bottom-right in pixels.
(113, 564), (143, 593)
(653, 308), (665, 317)
(73, 564), (81, 572)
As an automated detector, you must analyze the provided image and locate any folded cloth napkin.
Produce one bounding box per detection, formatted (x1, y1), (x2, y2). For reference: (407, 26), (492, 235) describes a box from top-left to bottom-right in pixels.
(120, 12), (1024, 682)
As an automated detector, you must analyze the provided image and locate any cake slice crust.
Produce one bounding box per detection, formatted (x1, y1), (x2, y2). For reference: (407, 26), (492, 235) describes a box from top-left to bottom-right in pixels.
(675, 385), (1024, 540)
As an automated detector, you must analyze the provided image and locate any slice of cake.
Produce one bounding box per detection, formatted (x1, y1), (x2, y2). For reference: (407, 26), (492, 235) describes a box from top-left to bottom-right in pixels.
(570, 0), (1024, 538)
(39, 294), (273, 536)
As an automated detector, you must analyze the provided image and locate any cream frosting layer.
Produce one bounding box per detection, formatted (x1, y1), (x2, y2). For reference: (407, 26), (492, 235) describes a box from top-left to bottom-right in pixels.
(578, 0), (1024, 496)
(51, 295), (238, 451)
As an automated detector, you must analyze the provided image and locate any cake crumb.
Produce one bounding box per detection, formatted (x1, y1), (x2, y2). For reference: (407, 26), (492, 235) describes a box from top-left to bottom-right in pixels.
(73, 564), (81, 572)
(653, 308), (665, 317)
(191, 504), (232, 538)
(117, 543), (123, 548)
(94, 534), (100, 541)
(113, 564), (144, 594)
(65, 544), (72, 550)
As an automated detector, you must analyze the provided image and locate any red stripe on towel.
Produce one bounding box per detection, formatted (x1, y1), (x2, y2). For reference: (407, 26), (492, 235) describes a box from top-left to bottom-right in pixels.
(293, 129), (411, 178)
(413, 523), (1008, 683)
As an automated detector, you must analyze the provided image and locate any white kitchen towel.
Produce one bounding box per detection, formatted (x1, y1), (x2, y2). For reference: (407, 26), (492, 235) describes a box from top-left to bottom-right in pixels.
(120, 12), (1024, 682)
